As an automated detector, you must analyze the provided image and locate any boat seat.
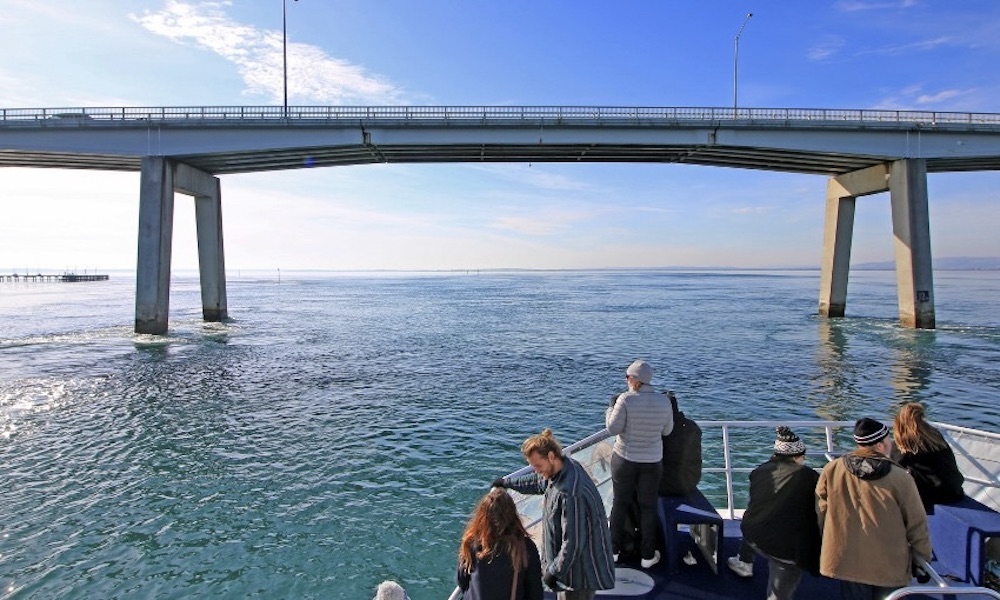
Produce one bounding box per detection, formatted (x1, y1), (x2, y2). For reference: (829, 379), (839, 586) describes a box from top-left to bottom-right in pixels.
(657, 489), (723, 575)
(927, 495), (1000, 587)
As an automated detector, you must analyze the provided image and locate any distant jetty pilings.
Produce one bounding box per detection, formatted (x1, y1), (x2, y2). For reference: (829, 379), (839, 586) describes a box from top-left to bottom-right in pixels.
(0, 273), (109, 283)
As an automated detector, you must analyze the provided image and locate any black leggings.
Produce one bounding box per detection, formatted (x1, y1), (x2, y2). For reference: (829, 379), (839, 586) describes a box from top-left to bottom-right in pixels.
(609, 452), (662, 560)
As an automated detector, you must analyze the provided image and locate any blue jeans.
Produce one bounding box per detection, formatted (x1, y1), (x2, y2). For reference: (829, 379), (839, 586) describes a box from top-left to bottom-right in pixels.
(609, 452), (662, 560)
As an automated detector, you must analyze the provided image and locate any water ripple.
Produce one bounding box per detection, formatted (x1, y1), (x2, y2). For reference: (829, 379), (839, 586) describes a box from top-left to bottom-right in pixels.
(1, 270), (999, 598)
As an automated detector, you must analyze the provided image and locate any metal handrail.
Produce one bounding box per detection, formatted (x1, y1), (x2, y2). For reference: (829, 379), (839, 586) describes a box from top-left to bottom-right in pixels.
(881, 555), (1000, 599)
(698, 420), (855, 519)
(886, 586), (1000, 600)
(4, 105), (1000, 129)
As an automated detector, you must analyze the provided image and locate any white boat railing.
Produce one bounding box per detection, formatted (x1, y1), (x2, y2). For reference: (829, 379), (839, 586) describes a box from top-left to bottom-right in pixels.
(886, 587), (1000, 600)
(447, 419), (1000, 599)
(700, 420), (855, 519)
(885, 556), (1000, 600)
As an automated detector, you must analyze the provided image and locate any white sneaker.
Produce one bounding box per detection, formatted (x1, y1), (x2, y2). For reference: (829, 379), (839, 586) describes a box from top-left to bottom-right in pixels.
(640, 550), (661, 569)
(727, 555), (753, 577)
(682, 550), (697, 566)
(613, 552), (620, 563)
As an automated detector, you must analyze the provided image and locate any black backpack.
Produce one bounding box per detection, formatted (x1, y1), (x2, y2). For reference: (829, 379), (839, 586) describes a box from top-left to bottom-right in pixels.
(659, 392), (703, 496)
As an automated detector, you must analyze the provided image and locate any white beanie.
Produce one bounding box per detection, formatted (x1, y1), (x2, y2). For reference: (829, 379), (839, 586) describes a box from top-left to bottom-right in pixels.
(626, 360), (653, 384)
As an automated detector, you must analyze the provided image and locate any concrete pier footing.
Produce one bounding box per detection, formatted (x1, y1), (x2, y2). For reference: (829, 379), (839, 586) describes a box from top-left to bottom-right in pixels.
(817, 159), (935, 329)
(135, 157), (227, 335)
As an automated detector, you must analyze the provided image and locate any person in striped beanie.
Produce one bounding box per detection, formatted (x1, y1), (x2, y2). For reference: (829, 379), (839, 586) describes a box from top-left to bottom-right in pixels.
(735, 426), (821, 599)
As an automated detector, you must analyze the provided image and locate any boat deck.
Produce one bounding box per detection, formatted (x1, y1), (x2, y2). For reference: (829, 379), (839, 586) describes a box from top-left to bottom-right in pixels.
(447, 421), (1000, 600)
(559, 518), (989, 599)
(596, 520), (841, 599)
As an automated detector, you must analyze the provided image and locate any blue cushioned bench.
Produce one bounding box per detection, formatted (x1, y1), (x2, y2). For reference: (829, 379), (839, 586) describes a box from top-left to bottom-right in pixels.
(927, 495), (1000, 587)
(657, 488), (724, 575)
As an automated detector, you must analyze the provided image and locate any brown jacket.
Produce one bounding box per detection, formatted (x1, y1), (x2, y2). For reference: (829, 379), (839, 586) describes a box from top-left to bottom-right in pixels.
(816, 447), (932, 587)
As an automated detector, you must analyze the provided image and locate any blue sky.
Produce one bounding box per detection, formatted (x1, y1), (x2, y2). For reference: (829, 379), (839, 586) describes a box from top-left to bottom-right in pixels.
(1, 0), (998, 271)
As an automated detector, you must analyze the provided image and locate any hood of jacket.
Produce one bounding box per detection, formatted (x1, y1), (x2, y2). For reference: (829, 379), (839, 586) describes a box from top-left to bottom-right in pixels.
(843, 447), (893, 480)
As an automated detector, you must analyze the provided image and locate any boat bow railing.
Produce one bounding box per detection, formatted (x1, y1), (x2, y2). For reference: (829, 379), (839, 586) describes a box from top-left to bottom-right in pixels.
(448, 419), (1000, 599)
(886, 556), (1000, 600)
(700, 420), (855, 519)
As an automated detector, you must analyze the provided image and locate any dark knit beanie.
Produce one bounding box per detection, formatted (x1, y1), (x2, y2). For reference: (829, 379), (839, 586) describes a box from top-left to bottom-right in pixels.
(774, 426), (806, 456)
(854, 417), (889, 445)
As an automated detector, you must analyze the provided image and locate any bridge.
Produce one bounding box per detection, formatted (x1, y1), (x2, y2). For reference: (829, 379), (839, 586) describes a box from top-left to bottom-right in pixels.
(3, 105), (1000, 334)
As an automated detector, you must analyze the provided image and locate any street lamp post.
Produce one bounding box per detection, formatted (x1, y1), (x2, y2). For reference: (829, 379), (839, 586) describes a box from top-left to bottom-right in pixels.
(733, 12), (752, 118)
(283, 0), (298, 117)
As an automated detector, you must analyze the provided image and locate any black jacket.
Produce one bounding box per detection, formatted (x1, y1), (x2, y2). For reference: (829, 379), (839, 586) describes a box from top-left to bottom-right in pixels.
(898, 445), (965, 512)
(457, 537), (544, 600)
(741, 458), (821, 573)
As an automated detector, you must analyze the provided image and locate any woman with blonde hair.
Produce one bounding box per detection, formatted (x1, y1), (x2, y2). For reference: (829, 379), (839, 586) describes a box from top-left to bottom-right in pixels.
(894, 402), (965, 512)
(457, 487), (543, 600)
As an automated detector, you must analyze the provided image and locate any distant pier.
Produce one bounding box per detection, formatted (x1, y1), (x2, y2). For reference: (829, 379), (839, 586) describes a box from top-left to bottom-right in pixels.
(0, 273), (109, 283)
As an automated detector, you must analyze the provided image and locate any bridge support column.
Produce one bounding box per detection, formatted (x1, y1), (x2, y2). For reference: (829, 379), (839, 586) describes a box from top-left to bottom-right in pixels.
(818, 164), (889, 319)
(176, 163), (228, 322)
(135, 157), (175, 335)
(890, 159), (935, 329)
(135, 159), (228, 335)
(817, 161), (935, 329)
(818, 184), (856, 318)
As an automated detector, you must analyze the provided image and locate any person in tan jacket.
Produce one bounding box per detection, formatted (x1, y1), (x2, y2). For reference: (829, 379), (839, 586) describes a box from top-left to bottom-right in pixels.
(816, 418), (932, 600)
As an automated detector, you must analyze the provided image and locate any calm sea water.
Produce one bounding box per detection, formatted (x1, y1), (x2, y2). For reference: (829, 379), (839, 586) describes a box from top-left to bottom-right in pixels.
(2, 269), (999, 599)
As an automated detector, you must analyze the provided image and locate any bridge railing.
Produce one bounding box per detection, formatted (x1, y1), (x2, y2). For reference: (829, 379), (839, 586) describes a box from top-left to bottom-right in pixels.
(3, 105), (1000, 129)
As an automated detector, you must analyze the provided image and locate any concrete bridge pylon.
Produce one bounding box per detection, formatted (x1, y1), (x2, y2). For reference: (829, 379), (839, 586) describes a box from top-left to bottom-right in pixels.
(818, 159), (935, 329)
(135, 157), (227, 335)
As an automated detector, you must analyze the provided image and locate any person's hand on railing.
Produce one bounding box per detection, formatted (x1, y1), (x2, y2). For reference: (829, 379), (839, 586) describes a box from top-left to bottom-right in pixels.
(542, 573), (559, 591)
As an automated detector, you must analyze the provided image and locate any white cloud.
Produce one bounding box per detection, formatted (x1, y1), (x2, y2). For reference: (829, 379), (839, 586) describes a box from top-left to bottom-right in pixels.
(915, 89), (966, 105)
(836, 0), (919, 11)
(870, 85), (977, 110)
(130, 1), (407, 105)
(488, 202), (615, 236)
(731, 206), (772, 215)
(490, 215), (565, 236)
(808, 36), (846, 61)
(468, 164), (592, 192)
(856, 36), (954, 57)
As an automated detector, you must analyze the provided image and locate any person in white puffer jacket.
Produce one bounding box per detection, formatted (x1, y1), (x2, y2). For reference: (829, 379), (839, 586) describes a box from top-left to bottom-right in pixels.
(605, 359), (673, 569)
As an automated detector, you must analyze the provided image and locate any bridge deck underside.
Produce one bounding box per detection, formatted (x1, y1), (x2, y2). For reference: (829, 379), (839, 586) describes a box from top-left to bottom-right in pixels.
(5, 144), (990, 176)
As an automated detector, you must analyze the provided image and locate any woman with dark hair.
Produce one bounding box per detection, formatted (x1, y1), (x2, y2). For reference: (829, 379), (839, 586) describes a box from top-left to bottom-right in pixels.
(894, 402), (965, 512)
(457, 487), (544, 600)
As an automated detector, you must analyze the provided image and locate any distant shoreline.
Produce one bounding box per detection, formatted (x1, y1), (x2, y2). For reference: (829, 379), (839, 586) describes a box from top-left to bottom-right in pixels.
(3, 259), (998, 275)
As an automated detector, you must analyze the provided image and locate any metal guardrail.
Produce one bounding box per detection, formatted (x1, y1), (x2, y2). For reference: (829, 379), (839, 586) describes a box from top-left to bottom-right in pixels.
(888, 555), (1000, 599)
(699, 420), (856, 520)
(3, 105), (1000, 128)
(886, 587), (1000, 600)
